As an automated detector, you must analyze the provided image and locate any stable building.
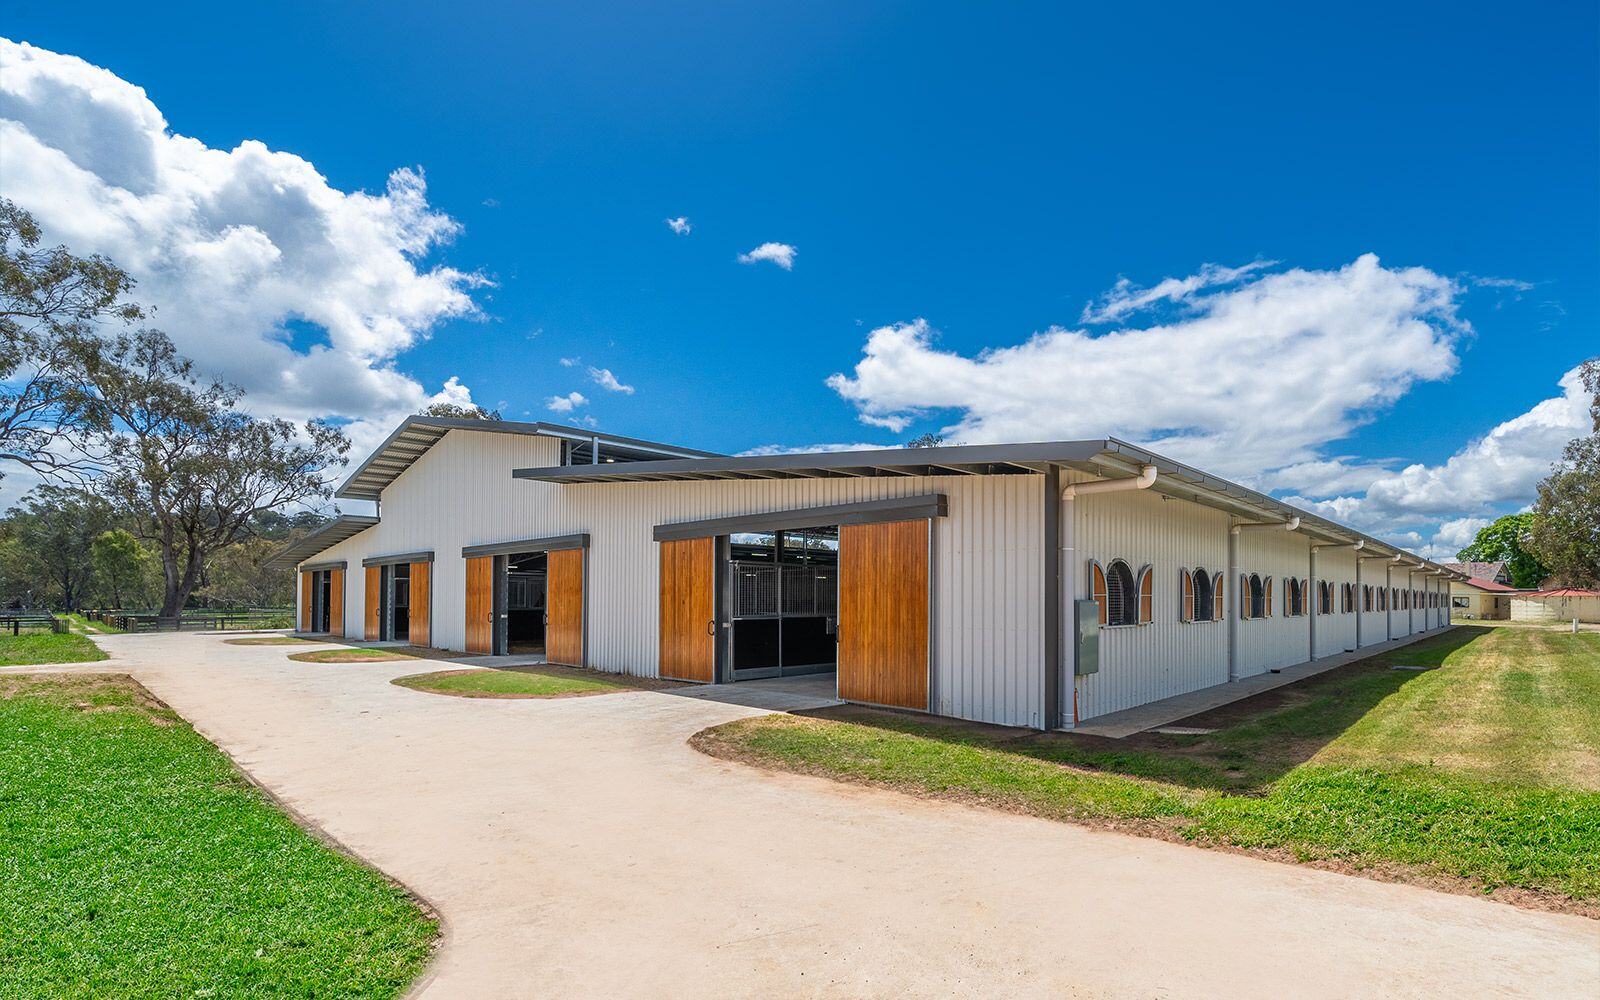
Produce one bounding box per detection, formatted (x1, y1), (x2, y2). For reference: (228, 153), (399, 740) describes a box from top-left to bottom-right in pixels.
(271, 416), (1463, 730)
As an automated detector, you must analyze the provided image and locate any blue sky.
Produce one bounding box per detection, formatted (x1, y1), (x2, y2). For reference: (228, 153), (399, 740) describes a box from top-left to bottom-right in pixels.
(1, 2), (1595, 556)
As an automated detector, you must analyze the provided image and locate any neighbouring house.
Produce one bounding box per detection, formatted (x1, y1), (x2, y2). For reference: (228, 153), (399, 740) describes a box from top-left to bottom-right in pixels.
(269, 416), (1463, 730)
(1442, 560), (1513, 587)
(1510, 589), (1600, 624)
(1448, 575), (1520, 620)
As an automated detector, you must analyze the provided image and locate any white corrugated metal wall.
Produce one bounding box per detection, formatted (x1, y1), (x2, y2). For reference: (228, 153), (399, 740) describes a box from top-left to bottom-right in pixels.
(1313, 546), (1359, 659)
(1234, 527), (1315, 675)
(1071, 488), (1230, 721)
(314, 430), (1048, 728)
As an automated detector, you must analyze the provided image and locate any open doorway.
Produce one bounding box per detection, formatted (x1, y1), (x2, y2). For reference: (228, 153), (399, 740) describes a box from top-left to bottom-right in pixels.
(726, 527), (838, 682)
(503, 551), (548, 655)
(389, 562), (411, 643)
(312, 569), (332, 633)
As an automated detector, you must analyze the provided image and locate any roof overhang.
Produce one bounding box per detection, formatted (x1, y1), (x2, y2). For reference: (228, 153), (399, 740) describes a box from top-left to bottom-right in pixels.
(514, 437), (1470, 580)
(265, 515), (380, 570)
(336, 416), (720, 501)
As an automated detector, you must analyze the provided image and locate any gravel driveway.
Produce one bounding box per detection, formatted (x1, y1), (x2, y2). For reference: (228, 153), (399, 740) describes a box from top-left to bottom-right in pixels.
(50, 632), (1599, 999)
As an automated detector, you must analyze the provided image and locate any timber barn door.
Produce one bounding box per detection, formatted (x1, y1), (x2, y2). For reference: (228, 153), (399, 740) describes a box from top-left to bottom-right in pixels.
(409, 561), (431, 647)
(659, 537), (715, 682)
(464, 556), (494, 654)
(299, 572), (312, 632)
(364, 566), (382, 640)
(546, 548), (584, 666)
(327, 568), (344, 637)
(838, 519), (930, 710)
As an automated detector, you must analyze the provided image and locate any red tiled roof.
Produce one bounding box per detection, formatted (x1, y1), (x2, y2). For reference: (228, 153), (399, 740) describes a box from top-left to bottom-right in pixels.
(1525, 588), (1600, 598)
(1462, 577), (1519, 593)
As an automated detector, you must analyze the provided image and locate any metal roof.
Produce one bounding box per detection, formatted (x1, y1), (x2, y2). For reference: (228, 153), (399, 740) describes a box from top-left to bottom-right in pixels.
(513, 437), (1469, 579)
(264, 514), (380, 569)
(335, 416), (720, 501)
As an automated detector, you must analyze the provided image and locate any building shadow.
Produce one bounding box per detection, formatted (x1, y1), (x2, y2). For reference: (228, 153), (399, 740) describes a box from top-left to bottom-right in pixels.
(793, 626), (1491, 794)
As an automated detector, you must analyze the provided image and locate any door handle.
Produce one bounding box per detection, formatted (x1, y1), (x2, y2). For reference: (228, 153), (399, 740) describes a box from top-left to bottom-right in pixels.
(707, 619), (715, 636)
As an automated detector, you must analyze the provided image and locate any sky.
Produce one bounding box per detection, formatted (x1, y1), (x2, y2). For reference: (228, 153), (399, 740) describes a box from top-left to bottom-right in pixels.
(1, 1), (1595, 559)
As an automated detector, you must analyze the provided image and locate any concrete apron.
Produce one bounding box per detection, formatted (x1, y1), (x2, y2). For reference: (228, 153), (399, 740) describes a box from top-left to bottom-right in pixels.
(31, 632), (1600, 999)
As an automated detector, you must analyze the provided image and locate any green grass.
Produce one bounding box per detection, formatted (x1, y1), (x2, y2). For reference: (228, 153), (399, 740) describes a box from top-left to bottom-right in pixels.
(393, 666), (630, 698)
(223, 635), (323, 646)
(694, 625), (1600, 907)
(0, 673), (437, 998)
(62, 613), (124, 635)
(0, 631), (107, 666)
(287, 648), (418, 663)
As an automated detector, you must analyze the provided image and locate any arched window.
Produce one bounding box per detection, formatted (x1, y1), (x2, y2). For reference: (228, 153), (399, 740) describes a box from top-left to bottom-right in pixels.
(1091, 559), (1148, 627)
(1286, 577), (1302, 617)
(1212, 571), (1224, 621)
(1363, 584), (1372, 611)
(1342, 583), (1353, 613)
(1182, 567), (1215, 623)
(1243, 573), (1267, 620)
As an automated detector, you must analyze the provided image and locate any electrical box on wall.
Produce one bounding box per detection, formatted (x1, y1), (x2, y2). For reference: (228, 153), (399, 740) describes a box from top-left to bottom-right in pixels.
(1074, 599), (1099, 676)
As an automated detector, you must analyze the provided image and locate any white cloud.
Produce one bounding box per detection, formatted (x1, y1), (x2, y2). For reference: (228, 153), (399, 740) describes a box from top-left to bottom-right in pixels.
(587, 367), (634, 394)
(1080, 260), (1275, 324)
(559, 357), (578, 367)
(545, 391), (588, 413)
(739, 442), (894, 457)
(828, 254), (1465, 481)
(738, 242), (796, 270)
(665, 216), (691, 235)
(1300, 363), (1592, 527)
(0, 38), (485, 445)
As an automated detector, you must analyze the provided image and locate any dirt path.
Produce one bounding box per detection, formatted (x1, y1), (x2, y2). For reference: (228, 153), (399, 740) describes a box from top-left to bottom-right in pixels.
(65, 632), (1600, 999)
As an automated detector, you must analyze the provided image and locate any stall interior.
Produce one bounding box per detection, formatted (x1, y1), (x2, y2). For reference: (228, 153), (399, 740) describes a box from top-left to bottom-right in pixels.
(727, 527), (838, 680)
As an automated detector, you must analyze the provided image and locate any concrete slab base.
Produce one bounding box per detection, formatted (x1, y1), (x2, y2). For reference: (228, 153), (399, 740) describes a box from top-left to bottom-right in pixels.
(1073, 626), (1457, 738)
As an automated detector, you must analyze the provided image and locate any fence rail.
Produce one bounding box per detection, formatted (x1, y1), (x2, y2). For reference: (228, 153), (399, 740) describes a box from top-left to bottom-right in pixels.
(85, 609), (293, 633)
(0, 613), (67, 635)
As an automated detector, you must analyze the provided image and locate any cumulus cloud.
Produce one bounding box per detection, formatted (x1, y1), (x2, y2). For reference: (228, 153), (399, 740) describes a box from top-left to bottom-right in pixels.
(1290, 363), (1592, 534)
(0, 38), (485, 453)
(828, 254), (1465, 479)
(546, 391), (588, 413)
(1080, 260), (1275, 324)
(738, 242), (796, 270)
(588, 367), (634, 394)
(665, 216), (691, 235)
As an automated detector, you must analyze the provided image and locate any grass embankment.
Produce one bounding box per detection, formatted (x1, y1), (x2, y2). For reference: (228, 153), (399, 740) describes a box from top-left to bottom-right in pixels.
(0, 631), (107, 666)
(693, 626), (1600, 912)
(0, 674), (436, 997)
(289, 648), (417, 664)
(393, 665), (634, 699)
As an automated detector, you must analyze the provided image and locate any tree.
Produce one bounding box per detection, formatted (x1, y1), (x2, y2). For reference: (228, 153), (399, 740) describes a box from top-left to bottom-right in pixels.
(85, 328), (350, 616)
(1526, 359), (1600, 588)
(1456, 513), (1548, 588)
(0, 486), (112, 611)
(90, 529), (149, 609)
(906, 433), (944, 448)
(421, 401), (501, 420)
(0, 199), (139, 481)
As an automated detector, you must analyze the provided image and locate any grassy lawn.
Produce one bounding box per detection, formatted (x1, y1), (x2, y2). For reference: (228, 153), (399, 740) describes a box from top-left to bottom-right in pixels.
(693, 625), (1600, 912)
(0, 631), (107, 666)
(288, 648), (417, 663)
(393, 665), (634, 699)
(62, 613), (124, 635)
(0, 674), (436, 997)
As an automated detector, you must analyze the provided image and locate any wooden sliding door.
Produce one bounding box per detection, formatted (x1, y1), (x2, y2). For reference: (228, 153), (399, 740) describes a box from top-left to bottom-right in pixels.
(659, 537), (715, 682)
(327, 568), (344, 636)
(546, 548), (584, 666)
(364, 566), (382, 640)
(409, 561), (431, 647)
(838, 519), (929, 710)
(299, 572), (313, 632)
(465, 555), (494, 654)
